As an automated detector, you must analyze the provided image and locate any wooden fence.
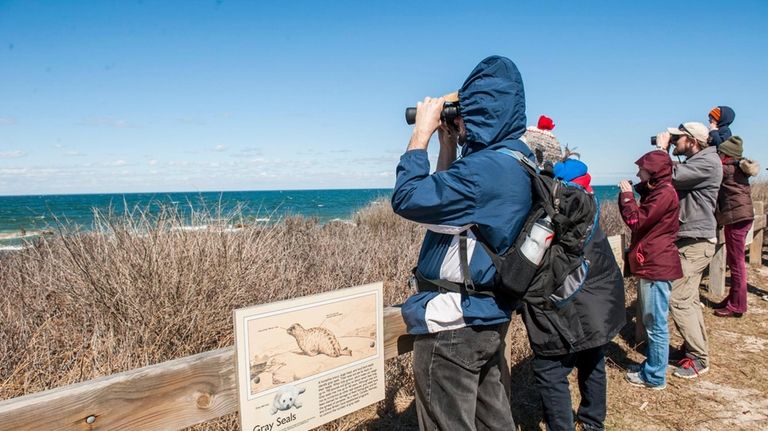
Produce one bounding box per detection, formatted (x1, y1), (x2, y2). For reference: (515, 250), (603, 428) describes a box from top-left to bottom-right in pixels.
(1, 205), (764, 430)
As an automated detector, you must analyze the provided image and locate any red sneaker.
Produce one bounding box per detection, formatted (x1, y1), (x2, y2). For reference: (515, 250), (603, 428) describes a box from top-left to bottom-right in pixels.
(673, 357), (709, 379)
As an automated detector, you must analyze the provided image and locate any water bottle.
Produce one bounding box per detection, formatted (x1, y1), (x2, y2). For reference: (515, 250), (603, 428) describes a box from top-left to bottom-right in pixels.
(520, 216), (555, 265)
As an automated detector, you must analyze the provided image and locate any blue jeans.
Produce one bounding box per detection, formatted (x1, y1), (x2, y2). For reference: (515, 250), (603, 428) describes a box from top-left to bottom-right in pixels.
(413, 324), (514, 430)
(532, 345), (607, 431)
(638, 279), (671, 386)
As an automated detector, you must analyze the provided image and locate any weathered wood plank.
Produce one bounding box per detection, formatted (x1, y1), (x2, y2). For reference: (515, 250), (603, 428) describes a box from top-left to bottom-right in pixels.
(750, 202), (765, 267)
(611, 233), (647, 345)
(383, 306), (414, 359)
(754, 214), (766, 232)
(607, 234), (625, 274)
(0, 348), (238, 431)
(0, 306), (411, 431)
(709, 228), (727, 297)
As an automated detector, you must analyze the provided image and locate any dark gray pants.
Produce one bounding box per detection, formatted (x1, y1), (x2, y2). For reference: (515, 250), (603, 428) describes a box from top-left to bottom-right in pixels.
(413, 324), (514, 431)
(532, 345), (607, 431)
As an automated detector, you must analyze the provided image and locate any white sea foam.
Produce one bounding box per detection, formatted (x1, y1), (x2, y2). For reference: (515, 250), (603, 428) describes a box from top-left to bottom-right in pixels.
(170, 225), (209, 232)
(0, 230), (50, 240)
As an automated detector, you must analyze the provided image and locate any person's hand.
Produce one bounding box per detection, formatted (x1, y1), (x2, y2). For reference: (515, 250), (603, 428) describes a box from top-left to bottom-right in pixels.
(709, 119), (718, 130)
(619, 180), (633, 193)
(437, 120), (459, 147)
(408, 96), (445, 151)
(655, 131), (671, 151)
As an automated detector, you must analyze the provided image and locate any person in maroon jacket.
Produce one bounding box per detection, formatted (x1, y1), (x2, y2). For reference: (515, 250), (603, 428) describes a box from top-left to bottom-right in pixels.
(618, 150), (684, 390)
(714, 136), (761, 317)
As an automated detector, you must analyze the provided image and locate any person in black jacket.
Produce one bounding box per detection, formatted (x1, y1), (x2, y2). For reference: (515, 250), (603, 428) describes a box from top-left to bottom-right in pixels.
(522, 158), (626, 431)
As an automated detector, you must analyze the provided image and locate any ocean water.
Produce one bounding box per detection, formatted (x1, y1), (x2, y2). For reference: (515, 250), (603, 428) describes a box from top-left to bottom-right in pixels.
(0, 189), (392, 249)
(0, 186), (620, 249)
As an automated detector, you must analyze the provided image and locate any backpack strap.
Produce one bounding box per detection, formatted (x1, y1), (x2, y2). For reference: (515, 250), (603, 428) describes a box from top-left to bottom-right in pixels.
(410, 230), (495, 298)
(412, 268), (495, 298)
(495, 148), (540, 175)
(494, 148), (558, 219)
(458, 230), (475, 291)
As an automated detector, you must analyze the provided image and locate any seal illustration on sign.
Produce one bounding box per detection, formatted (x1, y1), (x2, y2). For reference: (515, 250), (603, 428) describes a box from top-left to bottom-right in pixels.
(286, 323), (352, 357)
(270, 385), (305, 415)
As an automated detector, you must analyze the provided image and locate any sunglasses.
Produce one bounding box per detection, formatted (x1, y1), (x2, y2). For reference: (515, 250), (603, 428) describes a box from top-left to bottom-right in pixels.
(677, 124), (694, 139)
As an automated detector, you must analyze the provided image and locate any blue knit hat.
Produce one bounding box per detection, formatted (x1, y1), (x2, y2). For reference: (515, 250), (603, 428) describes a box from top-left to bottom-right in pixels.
(553, 159), (588, 181)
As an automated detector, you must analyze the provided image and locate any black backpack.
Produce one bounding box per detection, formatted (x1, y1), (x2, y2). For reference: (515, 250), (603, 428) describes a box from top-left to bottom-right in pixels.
(412, 149), (598, 308)
(477, 149), (598, 308)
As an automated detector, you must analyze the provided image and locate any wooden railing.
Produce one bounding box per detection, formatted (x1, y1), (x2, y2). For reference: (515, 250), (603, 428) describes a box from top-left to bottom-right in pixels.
(0, 308), (412, 431)
(1, 204), (764, 430)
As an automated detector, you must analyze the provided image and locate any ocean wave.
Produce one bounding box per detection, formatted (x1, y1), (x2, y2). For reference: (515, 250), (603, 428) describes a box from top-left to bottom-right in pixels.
(0, 230), (53, 240)
(0, 245), (27, 252)
(170, 225), (209, 232)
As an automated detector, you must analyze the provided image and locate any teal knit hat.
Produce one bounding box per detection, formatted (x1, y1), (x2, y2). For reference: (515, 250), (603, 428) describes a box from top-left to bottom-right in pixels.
(719, 136), (743, 158)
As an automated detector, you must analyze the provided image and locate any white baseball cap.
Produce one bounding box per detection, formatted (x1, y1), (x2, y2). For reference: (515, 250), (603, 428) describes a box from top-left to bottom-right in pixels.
(667, 122), (710, 143)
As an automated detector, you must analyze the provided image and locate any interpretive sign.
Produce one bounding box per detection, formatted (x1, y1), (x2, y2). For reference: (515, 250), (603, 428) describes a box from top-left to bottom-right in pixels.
(234, 282), (385, 431)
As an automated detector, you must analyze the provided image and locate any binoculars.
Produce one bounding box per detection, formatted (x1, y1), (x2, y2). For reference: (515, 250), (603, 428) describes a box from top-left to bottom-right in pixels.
(405, 102), (460, 125)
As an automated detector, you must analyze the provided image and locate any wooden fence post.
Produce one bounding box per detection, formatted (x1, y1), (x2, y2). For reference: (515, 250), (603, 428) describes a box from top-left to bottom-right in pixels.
(750, 201), (765, 267)
(708, 228), (727, 298)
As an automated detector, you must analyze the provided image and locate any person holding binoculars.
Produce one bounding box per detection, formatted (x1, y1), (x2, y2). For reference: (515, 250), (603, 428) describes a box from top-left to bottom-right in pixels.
(655, 122), (722, 379)
(392, 55), (532, 431)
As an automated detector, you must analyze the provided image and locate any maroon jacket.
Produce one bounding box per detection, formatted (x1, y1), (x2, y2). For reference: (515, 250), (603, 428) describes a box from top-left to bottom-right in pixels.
(716, 154), (755, 226)
(618, 151), (684, 281)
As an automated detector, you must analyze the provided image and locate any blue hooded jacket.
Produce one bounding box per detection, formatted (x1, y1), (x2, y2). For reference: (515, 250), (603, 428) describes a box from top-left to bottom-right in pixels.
(391, 56), (533, 334)
(709, 105), (735, 147)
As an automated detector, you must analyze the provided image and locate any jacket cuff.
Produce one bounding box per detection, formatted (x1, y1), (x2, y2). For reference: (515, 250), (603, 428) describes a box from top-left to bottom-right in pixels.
(619, 191), (635, 204)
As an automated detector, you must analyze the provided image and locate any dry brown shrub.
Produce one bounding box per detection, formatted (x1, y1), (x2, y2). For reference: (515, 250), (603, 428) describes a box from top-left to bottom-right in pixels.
(0, 196), (637, 430)
(751, 180), (768, 206)
(599, 200), (628, 238)
(0, 199), (424, 429)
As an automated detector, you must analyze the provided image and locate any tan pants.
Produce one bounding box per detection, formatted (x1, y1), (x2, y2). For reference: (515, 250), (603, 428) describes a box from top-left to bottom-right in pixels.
(669, 239), (714, 366)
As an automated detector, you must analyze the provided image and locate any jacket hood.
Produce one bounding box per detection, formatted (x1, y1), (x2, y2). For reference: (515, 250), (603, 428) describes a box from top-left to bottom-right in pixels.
(717, 105), (736, 128)
(458, 56), (526, 157)
(740, 158), (761, 177)
(635, 150), (673, 185)
(570, 173), (593, 193)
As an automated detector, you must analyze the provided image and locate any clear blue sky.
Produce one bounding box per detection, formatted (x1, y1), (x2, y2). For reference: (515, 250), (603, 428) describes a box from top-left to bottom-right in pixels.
(1, 0), (766, 195)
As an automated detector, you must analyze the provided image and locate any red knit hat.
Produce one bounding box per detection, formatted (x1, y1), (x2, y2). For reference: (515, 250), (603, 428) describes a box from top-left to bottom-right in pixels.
(538, 115), (555, 130)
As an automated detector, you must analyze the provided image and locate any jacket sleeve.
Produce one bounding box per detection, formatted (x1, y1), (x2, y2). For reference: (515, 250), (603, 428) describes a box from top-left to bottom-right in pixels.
(391, 149), (477, 225)
(672, 157), (719, 190)
(618, 190), (668, 235)
(709, 130), (723, 147)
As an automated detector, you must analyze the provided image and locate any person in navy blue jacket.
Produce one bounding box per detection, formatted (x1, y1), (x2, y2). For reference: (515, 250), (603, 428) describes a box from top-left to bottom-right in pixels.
(391, 55), (532, 430)
(708, 106), (735, 147)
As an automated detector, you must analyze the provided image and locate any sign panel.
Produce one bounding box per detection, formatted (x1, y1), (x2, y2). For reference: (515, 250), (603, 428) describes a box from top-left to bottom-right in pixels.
(234, 282), (385, 431)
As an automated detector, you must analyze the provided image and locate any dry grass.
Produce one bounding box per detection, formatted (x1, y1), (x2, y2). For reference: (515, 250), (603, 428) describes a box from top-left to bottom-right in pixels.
(599, 200), (629, 237)
(1, 195), (766, 430)
(0, 200), (422, 430)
